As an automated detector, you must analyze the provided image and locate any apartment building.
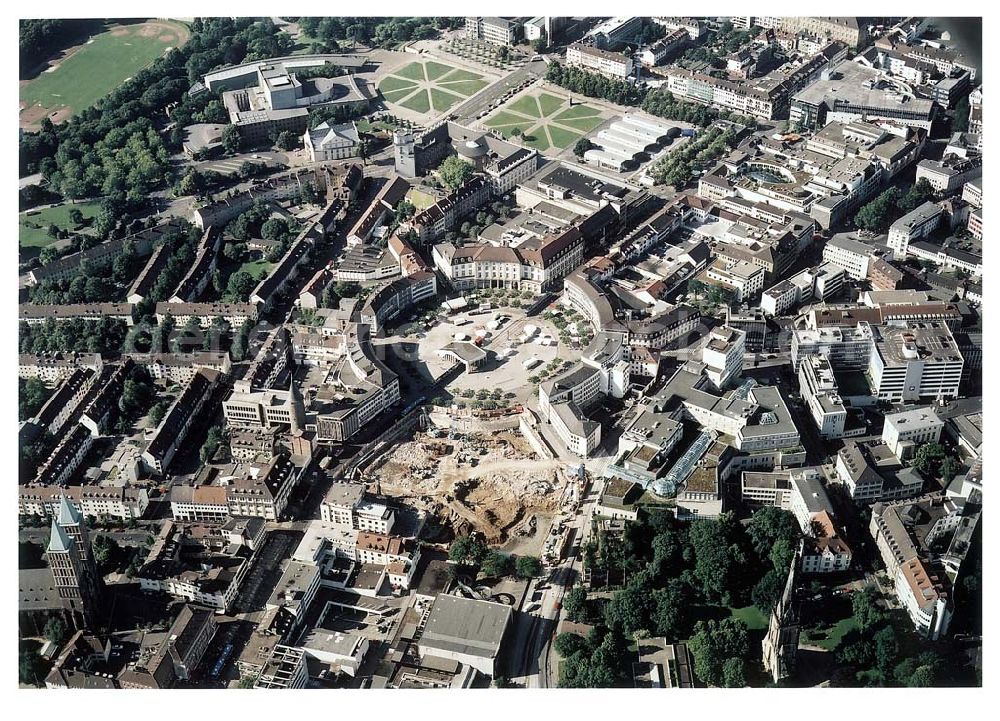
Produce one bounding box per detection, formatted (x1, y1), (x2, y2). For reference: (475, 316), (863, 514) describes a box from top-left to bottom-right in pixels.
(868, 322), (964, 403)
(303, 121), (360, 162)
(539, 364), (605, 457)
(566, 43), (634, 80)
(19, 485), (150, 522)
(155, 302), (259, 329)
(790, 61), (936, 131)
(869, 496), (963, 639)
(823, 233), (883, 279)
(484, 148), (539, 196)
(433, 226), (584, 294)
(881, 408), (944, 460)
(142, 370), (221, 476)
(358, 271), (438, 334)
(465, 17), (521, 46)
(312, 323), (401, 443)
(702, 326), (745, 391)
(915, 154), (983, 194)
(410, 177), (491, 245)
(26, 218), (187, 286)
(321, 483), (396, 534)
(798, 356), (847, 439)
(18, 353), (103, 384)
(836, 440), (923, 503)
(703, 257), (765, 302)
(20, 303), (135, 326)
(801, 511), (853, 573)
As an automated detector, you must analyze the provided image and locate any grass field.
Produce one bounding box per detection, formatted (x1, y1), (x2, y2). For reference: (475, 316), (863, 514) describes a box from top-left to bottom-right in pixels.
(554, 104), (603, 121)
(801, 615), (860, 651)
(556, 115), (606, 133)
(400, 89), (432, 114)
(238, 260), (275, 280)
(380, 87), (415, 104)
(730, 605), (770, 631)
(507, 95), (542, 118)
(438, 68), (483, 83)
(538, 92), (565, 117)
(394, 62), (427, 81)
(406, 189), (437, 210)
(377, 75), (416, 93)
(430, 87), (463, 113)
(483, 91), (608, 151)
(20, 21), (189, 126)
(424, 61), (452, 81)
(378, 61), (486, 115)
(438, 78), (489, 96)
(524, 133), (550, 152)
(20, 201), (102, 251)
(484, 110), (530, 128)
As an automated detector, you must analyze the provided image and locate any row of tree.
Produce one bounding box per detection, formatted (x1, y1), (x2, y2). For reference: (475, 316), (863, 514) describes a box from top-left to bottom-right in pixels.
(544, 62), (644, 107)
(854, 179), (936, 233)
(19, 317), (128, 356)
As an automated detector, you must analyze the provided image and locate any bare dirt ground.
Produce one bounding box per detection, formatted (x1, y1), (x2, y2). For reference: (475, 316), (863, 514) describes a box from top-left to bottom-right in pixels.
(372, 430), (566, 546)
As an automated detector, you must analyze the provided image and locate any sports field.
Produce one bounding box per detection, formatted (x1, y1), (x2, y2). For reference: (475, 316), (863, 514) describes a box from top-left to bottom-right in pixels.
(20, 20), (190, 128)
(377, 60), (488, 116)
(19, 201), (102, 255)
(484, 90), (609, 152)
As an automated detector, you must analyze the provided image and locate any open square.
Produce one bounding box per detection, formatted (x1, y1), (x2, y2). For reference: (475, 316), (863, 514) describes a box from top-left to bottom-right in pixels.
(483, 89), (612, 151)
(377, 59), (487, 117)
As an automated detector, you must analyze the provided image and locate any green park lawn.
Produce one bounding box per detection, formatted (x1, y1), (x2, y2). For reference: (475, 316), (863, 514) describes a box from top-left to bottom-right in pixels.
(406, 188), (437, 210)
(801, 615), (860, 651)
(438, 68), (483, 83)
(546, 124), (585, 150)
(554, 104), (603, 121)
(380, 87), (416, 104)
(430, 87), (463, 112)
(377, 75), (416, 93)
(378, 62), (486, 112)
(20, 21), (188, 120)
(237, 259), (275, 281)
(20, 201), (102, 250)
(730, 605), (770, 631)
(556, 114), (606, 133)
(538, 92), (566, 117)
(400, 89), (432, 114)
(438, 78), (489, 96)
(393, 62), (427, 81)
(507, 94), (542, 118)
(424, 61), (452, 81)
(485, 110), (531, 128)
(523, 132), (550, 152)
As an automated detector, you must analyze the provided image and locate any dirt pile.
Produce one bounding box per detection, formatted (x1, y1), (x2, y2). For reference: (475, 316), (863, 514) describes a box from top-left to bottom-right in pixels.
(372, 430), (565, 544)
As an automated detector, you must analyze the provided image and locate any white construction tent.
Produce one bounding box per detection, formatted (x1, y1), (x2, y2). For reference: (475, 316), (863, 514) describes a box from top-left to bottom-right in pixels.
(585, 113), (682, 171)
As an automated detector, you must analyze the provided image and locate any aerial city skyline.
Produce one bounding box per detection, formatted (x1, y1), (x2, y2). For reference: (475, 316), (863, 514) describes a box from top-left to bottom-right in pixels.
(17, 14), (982, 691)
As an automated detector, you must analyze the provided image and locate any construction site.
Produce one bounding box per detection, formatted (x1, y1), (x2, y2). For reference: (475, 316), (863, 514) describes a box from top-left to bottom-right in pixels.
(368, 428), (569, 549)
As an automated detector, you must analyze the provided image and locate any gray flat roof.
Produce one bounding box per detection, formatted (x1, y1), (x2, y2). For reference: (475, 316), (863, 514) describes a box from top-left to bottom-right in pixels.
(419, 594), (513, 660)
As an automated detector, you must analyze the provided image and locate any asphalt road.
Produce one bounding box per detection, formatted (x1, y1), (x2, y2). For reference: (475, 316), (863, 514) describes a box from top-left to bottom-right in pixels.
(509, 435), (614, 688)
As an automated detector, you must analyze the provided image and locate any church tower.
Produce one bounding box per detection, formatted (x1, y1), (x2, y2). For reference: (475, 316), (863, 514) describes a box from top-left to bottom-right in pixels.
(46, 498), (103, 630)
